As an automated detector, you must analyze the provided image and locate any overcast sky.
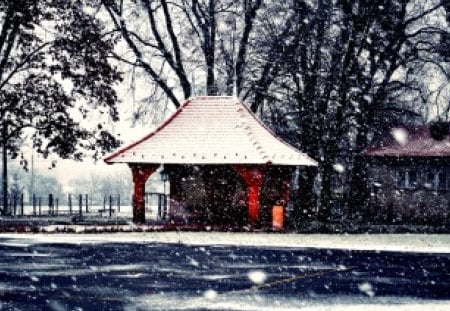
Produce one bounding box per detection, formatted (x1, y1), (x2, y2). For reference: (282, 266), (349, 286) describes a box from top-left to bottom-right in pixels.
(16, 114), (160, 187)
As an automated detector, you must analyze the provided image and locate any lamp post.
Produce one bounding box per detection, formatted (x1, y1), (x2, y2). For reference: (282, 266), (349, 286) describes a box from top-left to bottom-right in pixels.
(160, 166), (169, 220)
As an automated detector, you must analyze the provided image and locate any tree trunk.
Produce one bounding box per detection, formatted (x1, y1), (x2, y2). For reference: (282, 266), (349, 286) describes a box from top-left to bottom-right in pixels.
(2, 140), (7, 216)
(347, 156), (370, 220)
(205, 0), (216, 96)
(318, 157), (334, 222)
(292, 166), (317, 229)
(346, 129), (371, 220)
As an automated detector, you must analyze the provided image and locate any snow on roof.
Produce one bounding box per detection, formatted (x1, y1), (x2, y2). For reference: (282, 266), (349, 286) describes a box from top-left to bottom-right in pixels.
(104, 96), (317, 166)
(363, 125), (450, 157)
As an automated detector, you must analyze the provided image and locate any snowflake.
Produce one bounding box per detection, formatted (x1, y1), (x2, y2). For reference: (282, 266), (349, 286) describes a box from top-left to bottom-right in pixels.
(391, 128), (408, 146)
(203, 289), (218, 300)
(358, 281), (375, 297)
(247, 270), (267, 284)
(333, 163), (345, 174)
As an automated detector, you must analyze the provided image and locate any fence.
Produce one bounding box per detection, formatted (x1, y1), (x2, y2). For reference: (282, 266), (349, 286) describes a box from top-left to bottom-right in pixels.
(0, 193), (124, 217)
(144, 192), (168, 220)
(0, 192), (168, 219)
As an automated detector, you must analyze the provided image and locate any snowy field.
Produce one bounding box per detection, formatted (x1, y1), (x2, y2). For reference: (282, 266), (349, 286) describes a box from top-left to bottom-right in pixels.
(1, 232), (450, 253)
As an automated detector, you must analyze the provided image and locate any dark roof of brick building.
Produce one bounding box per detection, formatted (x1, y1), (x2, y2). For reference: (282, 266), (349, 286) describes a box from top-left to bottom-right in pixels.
(363, 125), (450, 157)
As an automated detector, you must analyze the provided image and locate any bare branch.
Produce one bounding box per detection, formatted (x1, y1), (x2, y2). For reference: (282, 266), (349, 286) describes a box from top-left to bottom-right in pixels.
(236, 0), (263, 95)
(404, 1), (447, 27)
(0, 42), (50, 91)
(103, 1), (181, 108)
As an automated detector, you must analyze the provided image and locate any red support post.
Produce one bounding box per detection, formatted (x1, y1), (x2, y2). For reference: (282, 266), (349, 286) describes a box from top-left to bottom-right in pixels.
(234, 165), (267, 225)
(130, 164), (159, 224)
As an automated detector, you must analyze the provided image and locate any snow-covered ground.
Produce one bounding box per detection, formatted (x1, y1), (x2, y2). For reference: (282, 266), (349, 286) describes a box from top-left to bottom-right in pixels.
(1, 232), (450, 253)
(126, 294), (450, 311)
(1, 232), (449, 310)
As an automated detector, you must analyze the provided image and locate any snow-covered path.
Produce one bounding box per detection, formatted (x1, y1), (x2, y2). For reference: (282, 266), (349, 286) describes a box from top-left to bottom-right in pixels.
(1, 232), (450, 253)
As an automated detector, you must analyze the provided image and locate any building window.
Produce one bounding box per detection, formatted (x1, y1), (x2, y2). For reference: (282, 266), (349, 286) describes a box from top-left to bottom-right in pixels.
(426, 168), (447, 190)
(426, 171), (436, 189)
(438, 170), (447, 190)
(396, 169), (417, 189)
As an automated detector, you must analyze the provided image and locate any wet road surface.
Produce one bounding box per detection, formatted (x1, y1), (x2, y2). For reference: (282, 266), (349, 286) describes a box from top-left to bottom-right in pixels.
(0, 236), (449, 310)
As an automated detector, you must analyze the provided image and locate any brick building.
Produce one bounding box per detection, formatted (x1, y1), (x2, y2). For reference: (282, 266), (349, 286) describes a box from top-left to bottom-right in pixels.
(362, 124), (450, 224)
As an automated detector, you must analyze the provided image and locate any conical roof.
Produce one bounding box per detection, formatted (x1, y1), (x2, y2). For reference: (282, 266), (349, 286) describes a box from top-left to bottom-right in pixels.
(104, 96), (317, 166)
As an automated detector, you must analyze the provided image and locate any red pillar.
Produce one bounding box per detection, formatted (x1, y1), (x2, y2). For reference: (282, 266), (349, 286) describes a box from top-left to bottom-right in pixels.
(234, 165), (267, 225)
(130, 164), (159, 224)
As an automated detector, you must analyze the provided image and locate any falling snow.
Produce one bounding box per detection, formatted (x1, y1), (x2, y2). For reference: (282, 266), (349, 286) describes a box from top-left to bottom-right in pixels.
(358, 282), (375, 297)
(203, 289), (218, 300)
(333, 163), (346, 174)
(391, 128), (409, 146)
(247, 270), (267, 284)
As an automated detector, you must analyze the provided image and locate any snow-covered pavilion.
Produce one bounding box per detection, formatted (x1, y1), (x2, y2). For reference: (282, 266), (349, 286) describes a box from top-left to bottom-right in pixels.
(104, 96), (317, 226)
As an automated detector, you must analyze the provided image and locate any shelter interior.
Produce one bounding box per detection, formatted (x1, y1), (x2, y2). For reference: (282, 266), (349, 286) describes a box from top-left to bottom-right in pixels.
(135, 164), (293, 228)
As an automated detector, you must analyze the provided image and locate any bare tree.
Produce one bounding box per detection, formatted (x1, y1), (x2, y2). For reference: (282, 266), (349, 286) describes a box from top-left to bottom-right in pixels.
(99, 0), (306, 114)
(257, 0), (450, 223)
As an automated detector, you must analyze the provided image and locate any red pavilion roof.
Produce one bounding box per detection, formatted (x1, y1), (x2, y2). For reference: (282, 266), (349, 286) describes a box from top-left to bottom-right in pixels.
(104, 96), (318, 166)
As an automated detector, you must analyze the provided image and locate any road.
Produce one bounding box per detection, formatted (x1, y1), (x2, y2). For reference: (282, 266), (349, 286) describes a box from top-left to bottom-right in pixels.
(0, 236), (449, 310)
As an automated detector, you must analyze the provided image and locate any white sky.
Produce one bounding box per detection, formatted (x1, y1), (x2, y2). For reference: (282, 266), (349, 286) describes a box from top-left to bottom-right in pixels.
(15, 117), (159, 188)
(14, 68), (174, 187)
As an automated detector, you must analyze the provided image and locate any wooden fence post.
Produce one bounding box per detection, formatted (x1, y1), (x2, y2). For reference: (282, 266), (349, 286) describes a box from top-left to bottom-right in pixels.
(109, 195), (112, 217)
(20, 193), (24, 216)
(38, 197), (41, 216)
(68, 194), (72, 215)
(78, 194), (82, 216)
(158, 194), (162, 220)
(33, 194), (36, 216)
(48, 194), (54, 216)
(12, 195), (17, 216)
